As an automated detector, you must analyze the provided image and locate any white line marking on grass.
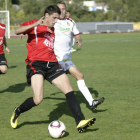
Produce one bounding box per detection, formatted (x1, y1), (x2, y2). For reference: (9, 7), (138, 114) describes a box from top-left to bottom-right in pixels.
(8, 44), (25, 47)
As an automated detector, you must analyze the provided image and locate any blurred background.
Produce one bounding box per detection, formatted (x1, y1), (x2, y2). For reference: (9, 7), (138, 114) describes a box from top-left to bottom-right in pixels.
(0, 0), (140, 37)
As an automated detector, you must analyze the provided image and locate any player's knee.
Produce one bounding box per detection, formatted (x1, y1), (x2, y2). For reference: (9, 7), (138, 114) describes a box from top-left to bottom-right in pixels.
(0, 67), (7, 74)
(34, 96), (43, 105)
(65, 86), (73, 93)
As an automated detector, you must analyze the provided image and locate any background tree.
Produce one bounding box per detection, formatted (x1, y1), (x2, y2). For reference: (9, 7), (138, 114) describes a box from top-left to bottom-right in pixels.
(1, 0), (140, 25)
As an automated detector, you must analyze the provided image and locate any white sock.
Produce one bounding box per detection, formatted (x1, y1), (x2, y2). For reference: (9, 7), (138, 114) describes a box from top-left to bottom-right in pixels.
(77, 80), (94, 106)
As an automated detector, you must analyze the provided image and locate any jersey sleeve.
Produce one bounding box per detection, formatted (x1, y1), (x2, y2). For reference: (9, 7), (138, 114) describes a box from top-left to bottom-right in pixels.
(20, 20), (38, 35)
(70, 18), (80, 36)
(0, 23), (5, 28)
(73, 24), (80, 36)
(0, 23), (6, 35)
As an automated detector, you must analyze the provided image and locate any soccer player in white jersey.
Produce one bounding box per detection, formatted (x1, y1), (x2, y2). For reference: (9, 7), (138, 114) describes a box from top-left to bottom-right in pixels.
(54, 1), (105, 110)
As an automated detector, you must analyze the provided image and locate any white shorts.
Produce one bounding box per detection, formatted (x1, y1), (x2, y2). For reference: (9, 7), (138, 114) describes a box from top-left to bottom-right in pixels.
(58, 59), (75, 71)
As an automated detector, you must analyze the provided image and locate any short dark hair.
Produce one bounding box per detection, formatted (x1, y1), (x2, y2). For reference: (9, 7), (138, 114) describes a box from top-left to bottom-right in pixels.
(56, 1), (66, 8)
(44, 5), (61, 16)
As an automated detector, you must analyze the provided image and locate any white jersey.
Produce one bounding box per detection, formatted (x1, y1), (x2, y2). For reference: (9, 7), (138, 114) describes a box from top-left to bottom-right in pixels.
(54, 18), (79, 61)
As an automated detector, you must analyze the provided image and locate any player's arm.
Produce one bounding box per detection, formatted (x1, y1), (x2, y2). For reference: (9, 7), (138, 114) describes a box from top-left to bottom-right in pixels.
(4, 36), (10, 54)
(15, 16), (44, 35)
(75, 34), (82, 47)
(72, 19), (82, 47)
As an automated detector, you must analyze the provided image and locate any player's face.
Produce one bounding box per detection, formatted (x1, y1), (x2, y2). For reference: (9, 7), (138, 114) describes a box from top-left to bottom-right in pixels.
(57, 4), (66, 20)
(44, 13), (59, 27)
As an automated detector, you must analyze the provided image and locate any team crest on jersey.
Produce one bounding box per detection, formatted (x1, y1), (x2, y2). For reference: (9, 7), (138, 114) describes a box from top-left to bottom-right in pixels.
(67, 22), (70, 26)
(47, 27), (52, 33)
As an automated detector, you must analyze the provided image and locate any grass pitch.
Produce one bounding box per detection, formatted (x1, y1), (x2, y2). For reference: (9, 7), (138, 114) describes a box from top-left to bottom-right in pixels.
(0, 32), (140, 140)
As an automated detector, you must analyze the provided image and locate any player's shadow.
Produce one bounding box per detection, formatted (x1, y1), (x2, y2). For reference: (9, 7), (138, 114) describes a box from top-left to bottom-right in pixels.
(50, 87), (103, 111)
(46, 87), (106, 122)
(44, 95), (100, 132)
(17, 96), (75, 129)
(0, 82), (29, 93)
(46, 88), (106, 121)
(17, 87), (106, 131)
(8, 65), (17, 69)
(51, 87), (98, 98)
(88, 87), (99, 98)
(17, 119), (70, 136)
(18, 95), (99, 132)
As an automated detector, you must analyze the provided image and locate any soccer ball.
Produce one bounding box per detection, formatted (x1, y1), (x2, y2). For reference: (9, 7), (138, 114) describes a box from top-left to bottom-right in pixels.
(48, 120), (66, 138)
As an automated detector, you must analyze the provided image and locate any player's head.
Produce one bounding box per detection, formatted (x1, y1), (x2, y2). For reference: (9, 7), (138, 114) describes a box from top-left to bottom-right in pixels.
(56, 1), (67, 20)
(44, 5), (61, 27)
(66, 10), (70, 18)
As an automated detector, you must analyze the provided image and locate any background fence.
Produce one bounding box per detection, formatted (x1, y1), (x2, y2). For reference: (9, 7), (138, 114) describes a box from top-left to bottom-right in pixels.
(9, 22), (140, 36)
(76, 22), (134, 34)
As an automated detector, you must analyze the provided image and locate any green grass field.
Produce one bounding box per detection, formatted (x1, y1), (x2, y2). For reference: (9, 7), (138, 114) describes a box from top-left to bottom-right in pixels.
(0, 32), (140, 140)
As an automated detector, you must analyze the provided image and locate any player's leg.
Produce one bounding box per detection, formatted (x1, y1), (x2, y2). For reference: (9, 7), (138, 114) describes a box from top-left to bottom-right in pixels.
(0, 54), (8, 74)
(52, 73), (83, 123)
(31, 74), (44, 105)
(10, 74), (44, 128)
(52, 73), (73, 94)
(52, 73), (83, 122)
(69, 66), (94, 105)
(69, 66), (104, 109)
(46, 62), (83, 125)
(47, 62), (96, 132)
(59, 60), (94, 107)
(51, 74), (96, 132)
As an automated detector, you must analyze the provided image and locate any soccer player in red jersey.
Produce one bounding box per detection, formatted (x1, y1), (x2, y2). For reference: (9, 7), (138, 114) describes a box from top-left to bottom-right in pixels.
(10, 5), (96, 132)
(0, 23), (10, 75)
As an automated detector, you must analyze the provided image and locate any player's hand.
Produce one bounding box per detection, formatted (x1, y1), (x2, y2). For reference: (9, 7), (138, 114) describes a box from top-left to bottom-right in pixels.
(35, 16), (45, 26)
(20, 34), (22, 40)
(6, 47), (10, 54)
(76, 40), (82, 47)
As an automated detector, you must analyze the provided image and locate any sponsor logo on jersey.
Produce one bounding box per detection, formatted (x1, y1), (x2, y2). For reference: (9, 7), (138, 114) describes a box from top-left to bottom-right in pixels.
(43, 33), (54, 50)
(57, 25), (70, 32)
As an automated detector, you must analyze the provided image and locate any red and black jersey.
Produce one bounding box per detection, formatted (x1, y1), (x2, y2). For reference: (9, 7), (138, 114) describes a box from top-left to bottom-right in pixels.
(21, 20), (57, 63)
(0, 23), (6, 54)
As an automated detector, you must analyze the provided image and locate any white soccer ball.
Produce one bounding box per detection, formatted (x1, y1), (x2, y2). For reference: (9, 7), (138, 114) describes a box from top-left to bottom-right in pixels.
(48, 120), (66, 138)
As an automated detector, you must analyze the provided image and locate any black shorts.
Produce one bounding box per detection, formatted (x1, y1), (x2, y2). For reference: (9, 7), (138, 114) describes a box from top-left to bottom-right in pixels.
(26, 60), (65, 84)
(0, 54), (7, 66)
